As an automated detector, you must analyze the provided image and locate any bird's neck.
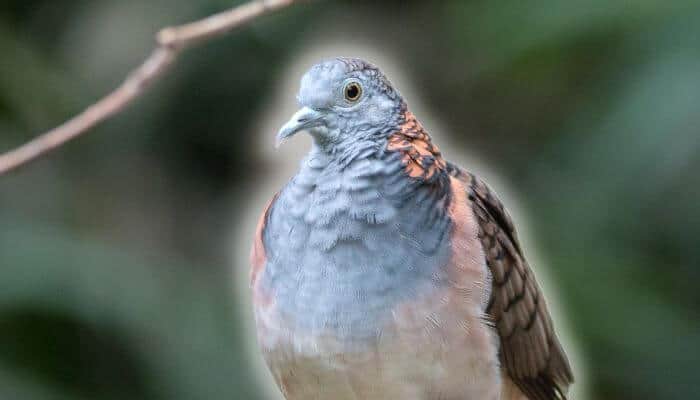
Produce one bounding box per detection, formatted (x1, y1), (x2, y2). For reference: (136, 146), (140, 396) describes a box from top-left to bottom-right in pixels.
(291, 109), (453, 229)
(307, 110), (449, 185)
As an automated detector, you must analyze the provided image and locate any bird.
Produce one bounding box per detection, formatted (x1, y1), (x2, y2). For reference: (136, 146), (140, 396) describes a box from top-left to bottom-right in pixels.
(250, 57), (573, 400)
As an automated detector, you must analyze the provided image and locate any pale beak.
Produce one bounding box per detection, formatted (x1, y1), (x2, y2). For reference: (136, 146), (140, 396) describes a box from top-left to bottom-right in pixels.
(276, 106), (325, 147)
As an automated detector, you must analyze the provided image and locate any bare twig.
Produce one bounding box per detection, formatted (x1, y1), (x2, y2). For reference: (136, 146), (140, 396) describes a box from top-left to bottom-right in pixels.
(0, 0), (300, 175)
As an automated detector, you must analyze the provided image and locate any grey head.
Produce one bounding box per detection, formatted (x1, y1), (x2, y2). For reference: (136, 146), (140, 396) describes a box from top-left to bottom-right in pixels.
(277, 58), (406, 150)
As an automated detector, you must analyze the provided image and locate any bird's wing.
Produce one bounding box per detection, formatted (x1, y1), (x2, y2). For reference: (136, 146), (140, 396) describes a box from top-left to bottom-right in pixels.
(447, 163), (574, 400)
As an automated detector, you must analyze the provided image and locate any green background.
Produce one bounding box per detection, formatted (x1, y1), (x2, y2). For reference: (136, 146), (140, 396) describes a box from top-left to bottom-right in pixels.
(1, 1), (699, 399)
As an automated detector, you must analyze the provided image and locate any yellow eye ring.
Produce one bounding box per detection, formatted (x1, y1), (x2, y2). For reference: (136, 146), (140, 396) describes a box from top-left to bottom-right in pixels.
(344, 82), (362, 102)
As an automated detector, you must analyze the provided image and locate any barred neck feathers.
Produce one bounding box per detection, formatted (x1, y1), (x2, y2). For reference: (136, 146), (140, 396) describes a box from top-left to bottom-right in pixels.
(387, 111), (449, 186)
(310, 109), (449, 183)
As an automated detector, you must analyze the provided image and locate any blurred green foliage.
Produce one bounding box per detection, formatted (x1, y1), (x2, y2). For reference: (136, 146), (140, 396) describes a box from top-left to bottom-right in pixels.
(1, 1), (699, 399)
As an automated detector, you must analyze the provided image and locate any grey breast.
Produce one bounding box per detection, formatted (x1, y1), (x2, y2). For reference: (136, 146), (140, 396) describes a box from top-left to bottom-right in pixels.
(260, 142), (453, 342)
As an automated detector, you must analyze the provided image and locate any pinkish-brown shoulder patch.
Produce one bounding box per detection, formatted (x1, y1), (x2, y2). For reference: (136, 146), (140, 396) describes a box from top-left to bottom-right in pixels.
(446, 176), (488, 300)
(387, 111), (446, 180)
(250, 193), (278, 288)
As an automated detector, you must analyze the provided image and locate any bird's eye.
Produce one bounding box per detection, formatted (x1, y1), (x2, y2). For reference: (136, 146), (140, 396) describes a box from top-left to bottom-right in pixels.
(344, 82), (362, 102)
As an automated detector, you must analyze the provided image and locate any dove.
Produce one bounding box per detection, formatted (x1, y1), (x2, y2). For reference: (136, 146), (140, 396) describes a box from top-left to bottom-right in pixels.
(250, 57), (573, 400)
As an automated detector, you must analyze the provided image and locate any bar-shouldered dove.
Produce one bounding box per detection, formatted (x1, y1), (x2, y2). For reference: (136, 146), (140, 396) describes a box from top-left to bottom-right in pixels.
(250, 57), (573, 400)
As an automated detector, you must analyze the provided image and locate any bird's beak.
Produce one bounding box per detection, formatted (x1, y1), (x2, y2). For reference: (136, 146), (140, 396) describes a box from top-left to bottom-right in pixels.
(276, 106), (325, 147)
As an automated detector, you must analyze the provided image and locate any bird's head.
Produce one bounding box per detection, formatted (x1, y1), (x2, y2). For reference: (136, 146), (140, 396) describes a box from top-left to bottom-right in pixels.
(277, 57), (405, 150)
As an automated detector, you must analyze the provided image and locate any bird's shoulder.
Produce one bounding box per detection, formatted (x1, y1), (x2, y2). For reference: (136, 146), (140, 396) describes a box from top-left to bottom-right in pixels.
(250, 192), (279, 289)
(446, 162), (574, 400)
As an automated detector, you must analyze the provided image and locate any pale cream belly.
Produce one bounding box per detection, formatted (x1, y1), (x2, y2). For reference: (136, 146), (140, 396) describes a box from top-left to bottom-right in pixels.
(255, 289), (503, 400)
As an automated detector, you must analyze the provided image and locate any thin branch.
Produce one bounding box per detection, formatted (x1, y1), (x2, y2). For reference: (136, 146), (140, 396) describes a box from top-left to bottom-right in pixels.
(0, 0), (300, 175)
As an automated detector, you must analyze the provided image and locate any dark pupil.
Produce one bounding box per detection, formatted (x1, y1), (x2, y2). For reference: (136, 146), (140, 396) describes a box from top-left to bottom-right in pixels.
(346, 84), (359, 100)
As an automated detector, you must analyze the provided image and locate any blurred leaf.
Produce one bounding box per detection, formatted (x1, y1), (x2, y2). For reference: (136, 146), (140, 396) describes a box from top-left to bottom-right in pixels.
(0, 221), (263, 399)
